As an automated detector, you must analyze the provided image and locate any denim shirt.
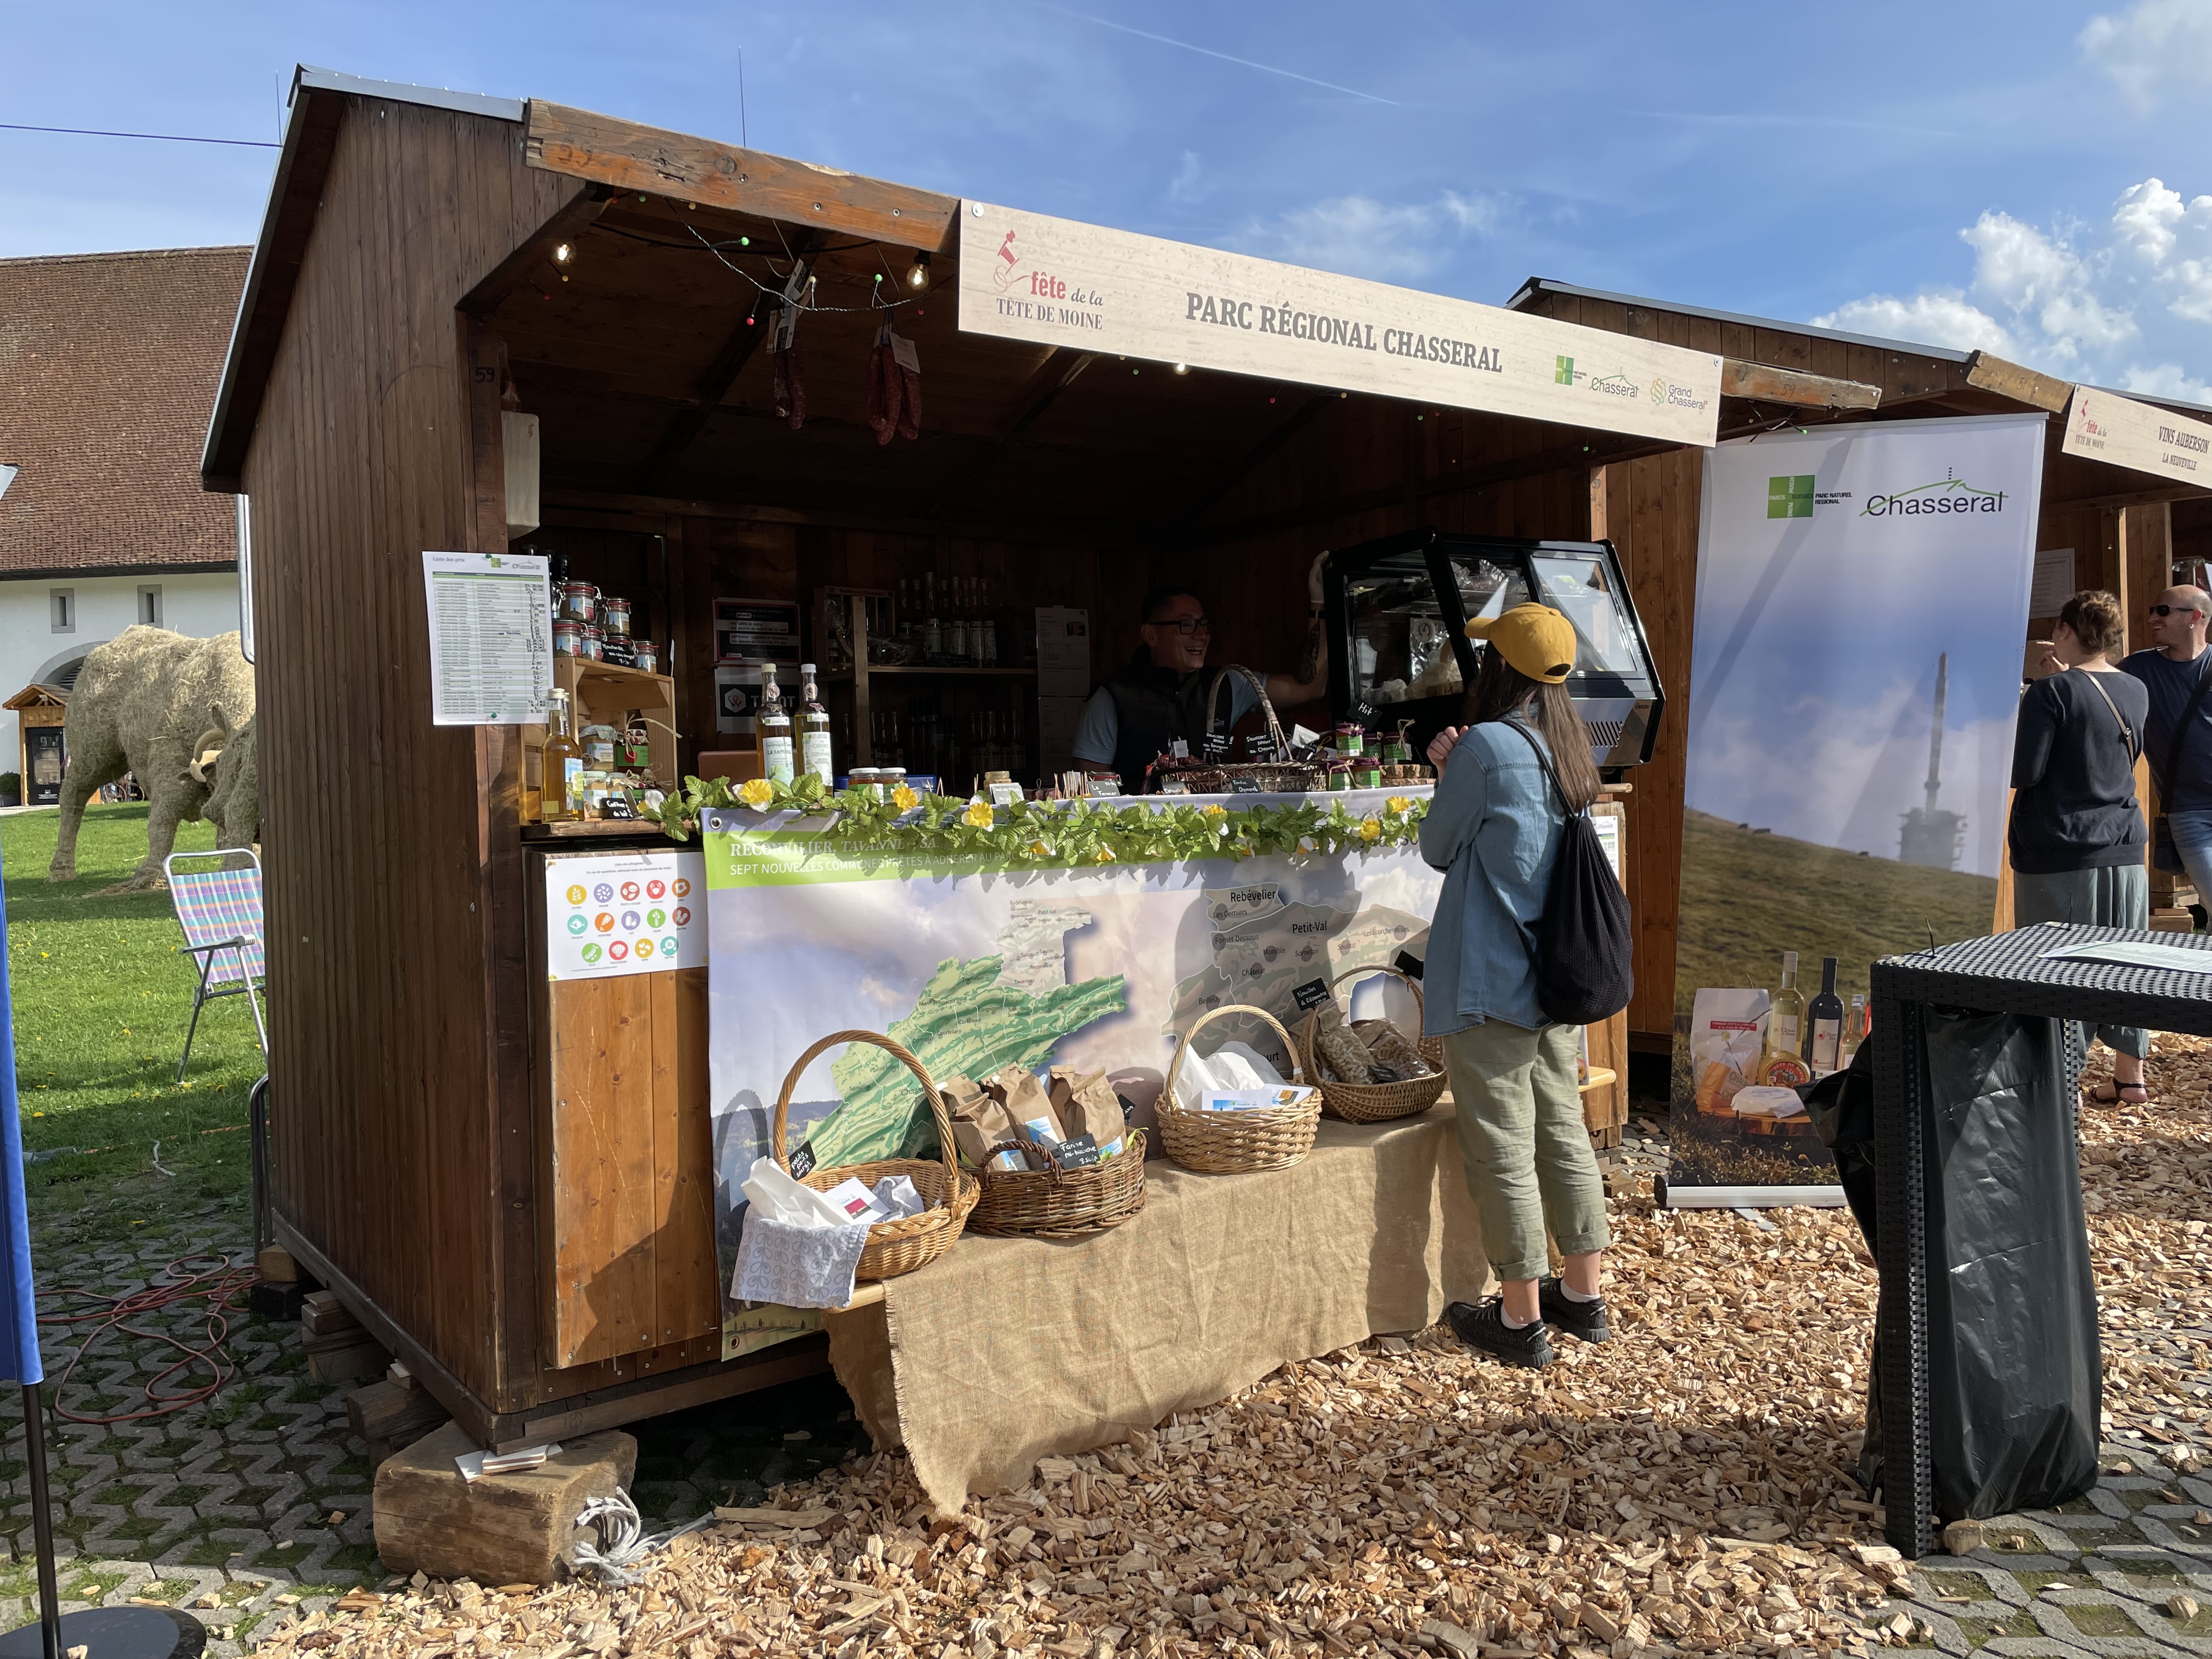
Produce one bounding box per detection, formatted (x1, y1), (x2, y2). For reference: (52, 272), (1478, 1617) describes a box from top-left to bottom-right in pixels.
(1416, 721), (1564, 1035)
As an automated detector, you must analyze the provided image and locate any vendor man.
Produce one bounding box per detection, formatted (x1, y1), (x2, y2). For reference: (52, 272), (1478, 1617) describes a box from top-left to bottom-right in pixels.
(1071, 552), (1331, 793)
(2121, 583), (2212, 909)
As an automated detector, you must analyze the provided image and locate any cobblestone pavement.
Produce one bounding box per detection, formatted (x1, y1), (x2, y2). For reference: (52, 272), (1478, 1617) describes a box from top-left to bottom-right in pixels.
(3, 1128), (2205, 1654)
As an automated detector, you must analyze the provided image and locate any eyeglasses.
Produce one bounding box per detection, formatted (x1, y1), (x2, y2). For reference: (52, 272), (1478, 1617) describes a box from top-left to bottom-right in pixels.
(1153, 616), (1212, 636)
(2149, 604), (2204, 618)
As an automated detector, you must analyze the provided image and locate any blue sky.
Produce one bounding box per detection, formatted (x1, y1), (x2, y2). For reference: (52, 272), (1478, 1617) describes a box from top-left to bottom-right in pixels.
(4, 2), (2209, 396)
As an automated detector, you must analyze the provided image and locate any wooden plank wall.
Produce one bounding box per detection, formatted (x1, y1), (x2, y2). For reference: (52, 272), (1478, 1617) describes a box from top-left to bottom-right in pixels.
(241, 93), (583, 1410)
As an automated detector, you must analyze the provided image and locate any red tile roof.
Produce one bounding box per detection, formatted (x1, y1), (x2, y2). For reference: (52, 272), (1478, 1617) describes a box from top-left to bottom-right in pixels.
(0, 246), (251, 577)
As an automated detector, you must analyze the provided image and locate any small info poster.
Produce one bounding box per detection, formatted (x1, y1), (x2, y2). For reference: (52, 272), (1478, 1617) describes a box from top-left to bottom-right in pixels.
(545, 849), (708, 980)
(422, 550), (554, 725)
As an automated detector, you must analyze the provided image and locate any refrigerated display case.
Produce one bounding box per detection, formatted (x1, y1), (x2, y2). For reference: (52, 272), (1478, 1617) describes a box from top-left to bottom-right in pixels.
(1323, 530), (1664, 775)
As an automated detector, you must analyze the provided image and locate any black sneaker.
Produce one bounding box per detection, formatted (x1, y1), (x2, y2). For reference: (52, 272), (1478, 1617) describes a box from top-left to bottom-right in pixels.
(1538, 1277), (1613, 1344)
(1446, 1298), (1553, 1369)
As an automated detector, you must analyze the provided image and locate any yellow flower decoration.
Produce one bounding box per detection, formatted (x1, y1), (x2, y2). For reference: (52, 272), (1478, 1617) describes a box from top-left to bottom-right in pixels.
(963, 800), (995, 829)
(1386, 795), (1413, 816)
(737, 777), (775, 809)
(1200, 803), (1228, 819)
(1358, 816), (1383, 843)
(1090, 845), (1117, 864)
(891, 784), (919, 811)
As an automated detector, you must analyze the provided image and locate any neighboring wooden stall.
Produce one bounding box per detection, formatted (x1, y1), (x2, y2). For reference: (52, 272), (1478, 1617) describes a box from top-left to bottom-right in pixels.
(201, 67), (1889, 1447)
(1511, 280), (2212, 1042)
(4, 684), (66, 805)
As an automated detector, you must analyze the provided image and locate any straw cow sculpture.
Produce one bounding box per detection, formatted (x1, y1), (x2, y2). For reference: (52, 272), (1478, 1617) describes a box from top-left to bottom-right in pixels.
(46, 626), (258, 891)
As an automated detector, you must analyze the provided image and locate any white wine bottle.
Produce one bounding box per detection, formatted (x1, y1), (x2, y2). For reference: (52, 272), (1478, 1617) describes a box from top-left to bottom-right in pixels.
(798, 661), (833, 786)
(760, 662), (794, 786)
(1839, 993), (1867, 1068)
(1766, 951), (1804, 1065)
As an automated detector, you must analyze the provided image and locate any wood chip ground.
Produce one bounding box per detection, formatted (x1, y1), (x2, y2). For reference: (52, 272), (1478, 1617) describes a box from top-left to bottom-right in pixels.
(244, 1035), (2212, 1658)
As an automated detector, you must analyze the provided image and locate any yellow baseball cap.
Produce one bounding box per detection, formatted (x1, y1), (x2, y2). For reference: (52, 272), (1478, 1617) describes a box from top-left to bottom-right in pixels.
(1465, 603), (1578, 684)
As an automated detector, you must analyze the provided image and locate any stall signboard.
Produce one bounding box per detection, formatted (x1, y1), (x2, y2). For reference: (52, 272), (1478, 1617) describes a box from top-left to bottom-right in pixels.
(1667, 415), (2045, 1207)
(420, 550), (553, 725)
(700, 811), (1441, 1359)
(2061, 386), (2212, 485)
(960, 202), (1723, 448)
(544, 849), (707, 980)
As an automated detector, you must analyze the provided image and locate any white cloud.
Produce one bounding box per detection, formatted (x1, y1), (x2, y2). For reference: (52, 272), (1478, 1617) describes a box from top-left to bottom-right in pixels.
(1167, 150), (1204, 204)
(2080, 0), (2212, 108)
(1810, 291), (2020, 357)
(2123, 361), (2212, 402)
(1813, 177), (2212, 398)
(1233, 191), (1505, 282)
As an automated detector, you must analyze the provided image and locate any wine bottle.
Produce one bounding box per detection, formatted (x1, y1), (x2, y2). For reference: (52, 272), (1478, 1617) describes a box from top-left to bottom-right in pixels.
(798, 662), (833, 786)
(1766, 951), (1804, 1065)
(921, 575), (943, 661)
(1839, 993), (1866, 1068)
(759, 662), (794, 785)
(1808, 957), (1844, 1076)
(541, 689), (581, 822)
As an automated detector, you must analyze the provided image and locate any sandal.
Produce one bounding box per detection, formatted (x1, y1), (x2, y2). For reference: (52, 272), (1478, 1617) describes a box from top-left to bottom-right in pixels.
(2086, 1081), (2151, 1106)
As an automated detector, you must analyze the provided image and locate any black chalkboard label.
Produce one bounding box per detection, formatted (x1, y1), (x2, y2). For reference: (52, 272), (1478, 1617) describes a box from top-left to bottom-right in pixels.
(789, 1139), (817, 1179)
(1054, 1133), (1102, 1169)
(1246, 733), (1278, 761)
(1201, 733), (1232, 760)
(1292, 977), (1332, 1010)
(603, 795), (637, 819)
(1348, 700), (1377, 729)
(1229, 775), (1262, 793)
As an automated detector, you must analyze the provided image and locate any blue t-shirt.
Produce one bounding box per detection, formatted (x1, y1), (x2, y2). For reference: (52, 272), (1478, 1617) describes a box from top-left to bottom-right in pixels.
(2120, 647), (2212, 813)
(1069, 672), (1261, 767)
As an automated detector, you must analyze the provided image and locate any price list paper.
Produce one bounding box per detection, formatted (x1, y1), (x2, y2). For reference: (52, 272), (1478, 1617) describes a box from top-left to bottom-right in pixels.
(421, 550), (554, 725)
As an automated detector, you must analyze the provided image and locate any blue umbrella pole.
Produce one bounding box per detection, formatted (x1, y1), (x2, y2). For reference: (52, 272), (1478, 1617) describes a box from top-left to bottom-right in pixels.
(20, 1384), (58, 1659)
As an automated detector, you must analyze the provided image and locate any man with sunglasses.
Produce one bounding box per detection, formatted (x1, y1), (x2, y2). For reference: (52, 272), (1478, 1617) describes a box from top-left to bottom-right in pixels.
(1071, 554), (1330, 793)
(2120, 585), (2212, 918)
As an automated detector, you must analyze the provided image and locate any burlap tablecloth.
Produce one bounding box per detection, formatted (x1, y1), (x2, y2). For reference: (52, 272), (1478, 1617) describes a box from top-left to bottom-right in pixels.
(823, 1108), (1489, 1515)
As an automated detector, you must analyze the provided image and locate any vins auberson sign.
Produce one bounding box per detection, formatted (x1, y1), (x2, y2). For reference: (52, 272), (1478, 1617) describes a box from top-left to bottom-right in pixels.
(959, 201), (1723, 448)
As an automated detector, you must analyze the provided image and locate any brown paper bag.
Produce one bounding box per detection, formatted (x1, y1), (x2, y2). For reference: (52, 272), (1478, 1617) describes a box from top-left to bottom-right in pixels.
(1049, 1064), (1128, 1159)
(984, 1064), (1065, 1169)
(945, 1077), (1025, 1173)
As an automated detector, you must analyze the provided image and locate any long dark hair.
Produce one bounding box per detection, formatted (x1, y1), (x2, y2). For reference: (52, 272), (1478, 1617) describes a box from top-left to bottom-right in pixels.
(1464, 645), (1602, 812)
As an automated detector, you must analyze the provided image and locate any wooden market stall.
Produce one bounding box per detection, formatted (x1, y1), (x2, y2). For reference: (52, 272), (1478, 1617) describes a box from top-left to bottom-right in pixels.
(4, 684), (66, 805)
(202, 66), (1901, 1449)
(1509, 280), (2212, 1044)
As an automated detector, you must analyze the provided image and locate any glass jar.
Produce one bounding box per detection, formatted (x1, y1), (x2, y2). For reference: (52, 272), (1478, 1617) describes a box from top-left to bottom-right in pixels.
(601, 595), (633, 637)
(578, 625), (604, 661)
(552, 619), (582, 657)
(1334, 724), (1365, 758)
(630, 643), (657, 674)
(560, 582), (599, 623)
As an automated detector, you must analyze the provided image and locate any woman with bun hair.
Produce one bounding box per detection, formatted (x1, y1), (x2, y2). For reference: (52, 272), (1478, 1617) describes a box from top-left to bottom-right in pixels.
(2013, 589), (2154, 1103)
(1419, 604), (1609, 1370)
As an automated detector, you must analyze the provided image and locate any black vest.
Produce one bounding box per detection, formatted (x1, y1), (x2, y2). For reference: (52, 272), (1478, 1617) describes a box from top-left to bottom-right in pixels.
(1104, 654), (1226, 794)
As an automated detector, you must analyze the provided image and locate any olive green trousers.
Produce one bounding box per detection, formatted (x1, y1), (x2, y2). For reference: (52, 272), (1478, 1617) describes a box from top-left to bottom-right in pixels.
(1441, 1018), (1610, 1283)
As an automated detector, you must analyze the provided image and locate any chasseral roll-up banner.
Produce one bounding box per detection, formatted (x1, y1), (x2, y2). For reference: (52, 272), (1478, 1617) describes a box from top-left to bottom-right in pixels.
(1666, 415), (2046, 1207)
(699, 810), (1440, 1359)
(959, 202), (1723, 448)
(2061, 386), (2212, 487)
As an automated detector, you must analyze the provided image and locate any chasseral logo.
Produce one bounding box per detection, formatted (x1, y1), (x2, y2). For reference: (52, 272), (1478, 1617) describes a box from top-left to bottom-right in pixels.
(1860, 469), (2008, 517)
(1555, 355), (1637, 397)
(1768, 476), (1816, 519)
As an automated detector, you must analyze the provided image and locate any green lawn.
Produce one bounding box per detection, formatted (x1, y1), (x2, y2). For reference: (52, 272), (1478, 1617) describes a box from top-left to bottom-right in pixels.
(2, 805), (262, 1242)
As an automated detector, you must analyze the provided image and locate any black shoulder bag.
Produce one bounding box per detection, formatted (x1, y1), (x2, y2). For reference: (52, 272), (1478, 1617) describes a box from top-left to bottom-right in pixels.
(1504, 721), (1634, 1025)
(2153, 654), (2212, 875)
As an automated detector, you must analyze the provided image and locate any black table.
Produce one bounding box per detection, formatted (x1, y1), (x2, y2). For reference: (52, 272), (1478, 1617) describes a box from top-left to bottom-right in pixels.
(1869, 921), (2212, 1556)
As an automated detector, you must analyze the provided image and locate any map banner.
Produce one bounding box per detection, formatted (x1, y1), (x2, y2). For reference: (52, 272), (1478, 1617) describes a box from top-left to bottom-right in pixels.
(701, 820), (1443, 1359)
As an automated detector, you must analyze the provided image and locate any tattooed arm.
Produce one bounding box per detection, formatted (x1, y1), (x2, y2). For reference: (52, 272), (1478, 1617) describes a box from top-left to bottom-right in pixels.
(1264, 551), (1331, 707)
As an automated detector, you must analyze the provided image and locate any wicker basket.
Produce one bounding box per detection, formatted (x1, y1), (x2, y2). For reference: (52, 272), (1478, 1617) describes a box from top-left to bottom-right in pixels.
(1156, 1005), (1322, 1173)
(770, 1030), (979, 1282)
(1300, 964), (1449, 1125)
(1150, 667), (1328, 795)
(969, 1128), (1148, 1238)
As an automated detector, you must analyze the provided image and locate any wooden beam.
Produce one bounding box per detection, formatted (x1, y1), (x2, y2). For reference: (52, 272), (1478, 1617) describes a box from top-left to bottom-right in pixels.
(1720, 358), (1878, 410)
(1963, 350), (2074, 413)
(526, 100), (959, 253)
(460, 185), (610, 315)
(923, 348), (1096, 513)
(631, 239), (818, 493)
(2046, 483), (2212, 514)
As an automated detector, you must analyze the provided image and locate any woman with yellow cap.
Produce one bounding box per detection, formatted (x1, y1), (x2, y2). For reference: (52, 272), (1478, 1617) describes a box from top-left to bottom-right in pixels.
(1419, 602), (1610, 1370)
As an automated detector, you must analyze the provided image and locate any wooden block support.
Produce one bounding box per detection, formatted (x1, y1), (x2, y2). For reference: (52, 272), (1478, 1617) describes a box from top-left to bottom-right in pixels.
(301, 1290), (361, 1338)
(374, 1423), (639, 1587)
(256, 1246), (301, 1283)
(346, 1379), (453, 1472)
(309, 1338), (394, 1386)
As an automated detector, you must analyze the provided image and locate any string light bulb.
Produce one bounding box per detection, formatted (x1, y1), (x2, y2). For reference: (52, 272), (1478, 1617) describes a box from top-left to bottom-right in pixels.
(1173, 362), (1189, 375)
(904, 251), (932, 293)
(552, 241), (575, 282)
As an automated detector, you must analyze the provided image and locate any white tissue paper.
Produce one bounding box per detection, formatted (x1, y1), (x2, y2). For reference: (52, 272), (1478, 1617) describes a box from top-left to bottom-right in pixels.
(741, 1155), (853, 1228)
(870, 1175), (927, 1218)
(1212, 1040), (1286, 1087)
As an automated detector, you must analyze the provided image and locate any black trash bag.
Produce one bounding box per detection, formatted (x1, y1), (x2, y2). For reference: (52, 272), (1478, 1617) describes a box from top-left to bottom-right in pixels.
(1919, 1006), (2100, 1520)
(1801, 1047), (1882, 1491)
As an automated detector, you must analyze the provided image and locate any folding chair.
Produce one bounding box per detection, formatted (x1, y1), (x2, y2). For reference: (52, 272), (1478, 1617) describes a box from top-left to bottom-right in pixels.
(165, 847), (269, 1081)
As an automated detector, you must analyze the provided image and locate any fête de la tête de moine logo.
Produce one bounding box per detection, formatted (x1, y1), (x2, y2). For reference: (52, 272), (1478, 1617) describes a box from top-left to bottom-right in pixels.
(989, 227), (1104, 331)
